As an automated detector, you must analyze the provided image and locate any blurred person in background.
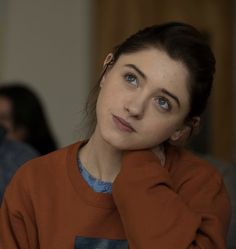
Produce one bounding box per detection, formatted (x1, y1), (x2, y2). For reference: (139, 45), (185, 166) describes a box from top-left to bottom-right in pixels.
(0, 124), (38, 203)
(0, 83), (57, 155)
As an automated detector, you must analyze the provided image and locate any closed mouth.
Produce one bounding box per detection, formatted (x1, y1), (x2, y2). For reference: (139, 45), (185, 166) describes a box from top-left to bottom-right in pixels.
(112, 115), (136, 132)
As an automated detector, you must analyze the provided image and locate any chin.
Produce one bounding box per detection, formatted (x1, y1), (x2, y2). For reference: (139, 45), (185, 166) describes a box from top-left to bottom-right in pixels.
(102, 133), (150, 151)
(103, 137), (129, 150)
(101, 131), (133, 151)
(99, 125), (163, 151)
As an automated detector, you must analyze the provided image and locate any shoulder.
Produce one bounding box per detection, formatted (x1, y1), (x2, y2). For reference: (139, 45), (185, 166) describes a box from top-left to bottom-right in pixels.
(166, 146), (223, 191)
(6, 142), (81, 189)
(19, 141), (80, 173)
(164, 147), (231, 211)
(167, 145), (221, 175)
(1, 142), (82, 209)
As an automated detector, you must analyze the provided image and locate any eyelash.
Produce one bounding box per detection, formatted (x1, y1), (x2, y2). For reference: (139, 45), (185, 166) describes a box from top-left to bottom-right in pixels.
(123, 72), (172, 112)
(154, 96), (172, 112)
(123, 72), (139, 87)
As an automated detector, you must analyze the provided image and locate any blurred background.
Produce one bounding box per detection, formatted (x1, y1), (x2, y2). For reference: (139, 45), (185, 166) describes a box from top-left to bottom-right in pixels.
(0, 0), (234, 163)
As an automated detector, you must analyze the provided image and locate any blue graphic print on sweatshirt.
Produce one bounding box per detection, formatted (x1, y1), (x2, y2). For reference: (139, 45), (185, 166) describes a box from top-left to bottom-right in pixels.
(75, 236), (128, 249)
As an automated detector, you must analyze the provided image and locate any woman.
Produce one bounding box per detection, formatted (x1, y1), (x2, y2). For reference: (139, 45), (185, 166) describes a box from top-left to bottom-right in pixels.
(0, 84), (57, 155)
(0, 22), (231, 249)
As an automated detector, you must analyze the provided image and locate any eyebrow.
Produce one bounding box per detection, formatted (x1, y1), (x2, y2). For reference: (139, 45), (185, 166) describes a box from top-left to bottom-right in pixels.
(124, 64), (147, 80)
(161, 89), (180, 108)
(124, 64), (181, 108)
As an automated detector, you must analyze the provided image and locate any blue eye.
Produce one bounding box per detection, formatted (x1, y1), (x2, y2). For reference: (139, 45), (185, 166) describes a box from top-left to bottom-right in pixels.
(155, 97), (171, 111)
(124, 73), (138, 87)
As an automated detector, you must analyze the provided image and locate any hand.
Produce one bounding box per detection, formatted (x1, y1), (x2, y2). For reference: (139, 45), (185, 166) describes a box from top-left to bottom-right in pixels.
(152, 145), (165, 167)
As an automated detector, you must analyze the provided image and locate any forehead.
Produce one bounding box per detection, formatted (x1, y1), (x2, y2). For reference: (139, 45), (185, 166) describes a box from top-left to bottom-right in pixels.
(117, 48), (189, 80)
(115, 48), (190, 103)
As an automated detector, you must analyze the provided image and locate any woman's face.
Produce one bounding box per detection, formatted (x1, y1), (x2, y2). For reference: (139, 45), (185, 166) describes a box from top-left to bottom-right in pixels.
(95, 48), (190, 150)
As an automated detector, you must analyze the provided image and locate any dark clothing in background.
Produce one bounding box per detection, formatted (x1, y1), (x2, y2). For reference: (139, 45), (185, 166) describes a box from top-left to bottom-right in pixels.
(0, 128), (38, 202)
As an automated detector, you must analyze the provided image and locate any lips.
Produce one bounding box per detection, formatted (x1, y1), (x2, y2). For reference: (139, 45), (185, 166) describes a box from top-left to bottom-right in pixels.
(112, 115), (136, 132)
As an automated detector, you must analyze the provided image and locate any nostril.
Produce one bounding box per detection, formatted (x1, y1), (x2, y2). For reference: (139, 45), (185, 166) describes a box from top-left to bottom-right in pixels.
(124, 106), (130, 113)
(124, 105), (143, 120)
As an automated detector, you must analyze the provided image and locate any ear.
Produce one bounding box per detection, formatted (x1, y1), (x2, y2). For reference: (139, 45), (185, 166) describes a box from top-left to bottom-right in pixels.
(191, 116), (200, 129)
(170, 116), (201, 144)
(100, 53), (114, 88)
(103, 53), (114, 67)
(170, 128), (186, 142)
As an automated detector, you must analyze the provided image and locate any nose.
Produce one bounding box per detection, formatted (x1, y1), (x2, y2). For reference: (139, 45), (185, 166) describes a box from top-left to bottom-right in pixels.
(124, 95), (147, 119)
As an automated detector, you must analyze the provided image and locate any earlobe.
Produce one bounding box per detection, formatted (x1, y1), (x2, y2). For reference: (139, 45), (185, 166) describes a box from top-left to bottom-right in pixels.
(170, 129), (184, 141)
(100, 79), (104, 88)
(192, 117), (200, 128)
(169, 126), (190, 146)
(169, 116), (201, 144)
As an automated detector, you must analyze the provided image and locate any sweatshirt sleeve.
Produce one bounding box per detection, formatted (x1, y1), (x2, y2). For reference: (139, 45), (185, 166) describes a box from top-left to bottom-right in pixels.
(112, 150), (231, 249)
(0, 164), (38, 249)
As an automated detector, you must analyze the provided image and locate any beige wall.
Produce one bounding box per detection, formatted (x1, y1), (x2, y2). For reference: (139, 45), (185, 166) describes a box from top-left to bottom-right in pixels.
(1, 0), (92, 147)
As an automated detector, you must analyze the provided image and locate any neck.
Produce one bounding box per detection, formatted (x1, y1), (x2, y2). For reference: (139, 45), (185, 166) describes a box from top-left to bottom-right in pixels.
(79, 127), (122, 182)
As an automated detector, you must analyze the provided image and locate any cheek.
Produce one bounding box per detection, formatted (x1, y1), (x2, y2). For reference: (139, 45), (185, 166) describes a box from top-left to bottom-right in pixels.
(147, 125), (173, 142)
(143, 116), (181, 141)
(96, 88), (112, 114)
(97, 80), (124, 110)
(96, 87), (115, 125)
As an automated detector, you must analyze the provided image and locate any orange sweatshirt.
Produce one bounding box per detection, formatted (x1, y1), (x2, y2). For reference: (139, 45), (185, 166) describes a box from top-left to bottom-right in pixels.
(0, 142), (231, 249)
